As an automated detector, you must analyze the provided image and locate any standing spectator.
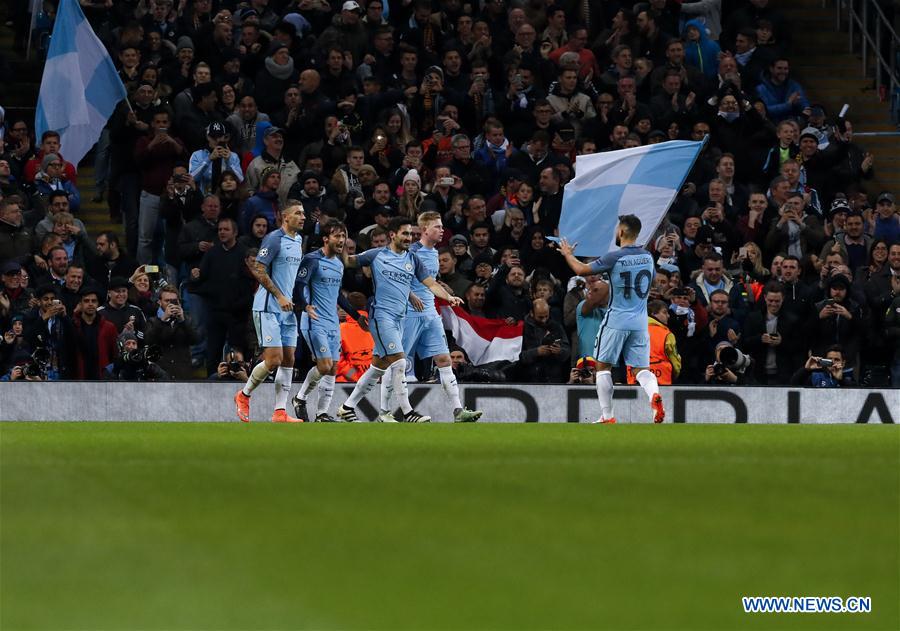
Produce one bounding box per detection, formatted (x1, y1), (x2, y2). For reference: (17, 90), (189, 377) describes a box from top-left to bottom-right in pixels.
(518, 298), (570, 383)
(87, 231), (138, 291)
(240, 167), (282, 232)
(159, 166), (203, 274)
(882, 274), (900, 386)
(134, 109), (187, 265)
(32, 154), (81, 214)
(188, 217), (253, 376)
(872, 192), (899, 244)
(23, 131), (78, 185)
(144, 285), (201, 379)
(742, 283), (802, 384)
(98, 277), (148, 339)
(69, 288), (119, 380)
(0, 199), (32, 264)
(245, 127), (300, 207)
(486, 264), (532, 321)
(755, 57), (809, 122)
(22, 284), (72, 380)
(189, 122), (244, 195)
(818, 210), (872, 273)
(807, 274), (863, 367)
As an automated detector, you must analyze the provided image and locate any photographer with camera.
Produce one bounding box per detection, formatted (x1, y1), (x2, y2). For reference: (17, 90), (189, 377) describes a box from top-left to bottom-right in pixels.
(568, 356), (597, 385)
(144, 285), (200, 379)
(790, 346), (854, 387)
(704, 340), (754, 385)
(2, 348), (50, 381)
(210, 348), (250, 381)
(108, 331), (168, 381)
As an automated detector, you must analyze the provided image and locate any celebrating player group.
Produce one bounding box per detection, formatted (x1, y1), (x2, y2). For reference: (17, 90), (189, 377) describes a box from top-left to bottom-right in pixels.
(234, 206), (482, 423)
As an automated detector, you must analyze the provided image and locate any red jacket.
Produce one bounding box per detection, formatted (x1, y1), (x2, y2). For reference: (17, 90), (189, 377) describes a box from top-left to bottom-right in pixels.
(71, 315), (118, 379)
(24, 150), (78, 186)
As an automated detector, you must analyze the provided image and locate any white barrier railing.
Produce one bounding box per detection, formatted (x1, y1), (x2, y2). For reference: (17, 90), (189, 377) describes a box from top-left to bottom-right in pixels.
(1, 383), (896, 424)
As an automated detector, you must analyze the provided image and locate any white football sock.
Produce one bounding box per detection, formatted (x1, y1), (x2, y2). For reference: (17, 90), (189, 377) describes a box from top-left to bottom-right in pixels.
(274, 366), (293, 411)
(390, 358), (413, 415)
(297, 366), (322, 401)
(316, 375), (336, 416)
(438, 365), (462, 411)
(635, 369), (660, 402)
(242, 361), (271, 396)
(380, 367), (393, 412)
(345, 365), (386, 407)
(596, 370), (614, 420)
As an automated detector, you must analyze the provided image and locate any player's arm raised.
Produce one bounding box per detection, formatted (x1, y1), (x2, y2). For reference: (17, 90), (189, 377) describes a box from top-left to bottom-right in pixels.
(248, 259), (292, 311)
(344, 247), (380, 270)
(559, 238), (594, 276)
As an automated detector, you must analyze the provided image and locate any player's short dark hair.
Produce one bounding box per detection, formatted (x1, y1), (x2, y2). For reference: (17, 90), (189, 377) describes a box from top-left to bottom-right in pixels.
(617, 214), (642, 239)
(387, 216), (412, 234)
(322, 220), (348, 237)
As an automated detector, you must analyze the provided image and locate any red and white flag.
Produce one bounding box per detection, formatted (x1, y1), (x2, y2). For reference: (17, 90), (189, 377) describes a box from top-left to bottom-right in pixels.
(439, 305), (522, 365)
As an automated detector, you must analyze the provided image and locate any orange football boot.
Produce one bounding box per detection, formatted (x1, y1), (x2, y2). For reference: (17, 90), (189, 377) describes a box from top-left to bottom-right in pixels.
(235, 391), (251, 423)
(651, 394), (665, 423)
(272, 409), (304, 423)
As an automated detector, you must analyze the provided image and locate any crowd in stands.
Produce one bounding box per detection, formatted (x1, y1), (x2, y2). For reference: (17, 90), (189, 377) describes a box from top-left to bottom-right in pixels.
(1, 0), (899, 387)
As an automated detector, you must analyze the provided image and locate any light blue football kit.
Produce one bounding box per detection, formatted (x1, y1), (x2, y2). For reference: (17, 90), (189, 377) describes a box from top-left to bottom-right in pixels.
(355, 246), (431, 358)
(252, 229), (303, 348)
(403, 241), (450, 360)
(588, 245), (655, 367)
(295, 250), (346, 360)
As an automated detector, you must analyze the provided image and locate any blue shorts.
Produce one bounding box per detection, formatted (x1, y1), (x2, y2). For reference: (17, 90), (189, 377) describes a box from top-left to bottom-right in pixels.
(370, 316), (404, 358)
(594, 325), (650, 368)
(403, 314), (449, 359)
(301, 326), (341, 361)
(253, 310), (298, 348)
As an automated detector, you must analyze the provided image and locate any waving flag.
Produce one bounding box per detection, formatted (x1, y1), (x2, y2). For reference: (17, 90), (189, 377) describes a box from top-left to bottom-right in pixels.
(558, 139), (706, 257)
(35, 0), (127, 170)
(440, 306), (523, 365)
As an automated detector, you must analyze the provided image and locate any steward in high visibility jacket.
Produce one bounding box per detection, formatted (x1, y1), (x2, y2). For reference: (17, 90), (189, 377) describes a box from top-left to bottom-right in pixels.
(627, 302), (681, 385)
(336, 310), (373, 382)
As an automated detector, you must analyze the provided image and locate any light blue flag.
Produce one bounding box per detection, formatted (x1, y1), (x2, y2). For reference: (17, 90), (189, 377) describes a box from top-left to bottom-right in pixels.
(35, 0), (127, 170)
(557, 139), (706, 257)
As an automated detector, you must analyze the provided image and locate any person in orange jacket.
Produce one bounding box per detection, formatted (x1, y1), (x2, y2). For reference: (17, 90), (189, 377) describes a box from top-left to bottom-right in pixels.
(335, 293), (373, 382)
(627, 300), (682, 385)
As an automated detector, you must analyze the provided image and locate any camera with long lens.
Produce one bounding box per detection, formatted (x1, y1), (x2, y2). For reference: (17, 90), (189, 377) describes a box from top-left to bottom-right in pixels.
(23, 347), (51, 379)
(122, 345), (162, 366)
(716, 346), (752, 376)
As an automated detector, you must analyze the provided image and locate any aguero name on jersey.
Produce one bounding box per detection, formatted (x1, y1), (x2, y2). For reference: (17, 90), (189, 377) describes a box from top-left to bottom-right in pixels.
(295, 250), (345, 331)
(407, 241), (439, 316)
(252, 228), (304, 313)
(355, 246), (430, 320)
(588, 245), (655, 331)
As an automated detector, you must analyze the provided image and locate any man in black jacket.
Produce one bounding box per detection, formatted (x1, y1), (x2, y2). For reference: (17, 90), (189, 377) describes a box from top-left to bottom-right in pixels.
(518, 298), (570, 383)
(144, 285), (200, 379)
(742, 283), (802, 384)
(188, 217), (254, 376)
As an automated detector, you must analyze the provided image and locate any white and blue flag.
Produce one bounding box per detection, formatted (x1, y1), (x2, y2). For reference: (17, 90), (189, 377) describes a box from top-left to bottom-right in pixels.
(35, 0), (127, 170)
(558, 139), (706, 257)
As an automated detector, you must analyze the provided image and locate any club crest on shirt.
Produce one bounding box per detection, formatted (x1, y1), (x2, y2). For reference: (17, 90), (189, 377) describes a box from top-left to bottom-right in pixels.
(299, 267), (308, 277)
(388, 342), (396, 350)
(265, 335), (272, 342)
(404, 262), (413, 272)
(258, 248), (268, 257)
(320, 346), (327, 353)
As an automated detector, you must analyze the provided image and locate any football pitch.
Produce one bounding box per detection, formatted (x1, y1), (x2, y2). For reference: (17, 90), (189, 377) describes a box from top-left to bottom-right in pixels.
(1, 423), (898, 631)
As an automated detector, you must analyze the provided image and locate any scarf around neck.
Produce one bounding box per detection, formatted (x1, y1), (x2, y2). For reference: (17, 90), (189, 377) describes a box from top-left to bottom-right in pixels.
(265, 55), (294, 80)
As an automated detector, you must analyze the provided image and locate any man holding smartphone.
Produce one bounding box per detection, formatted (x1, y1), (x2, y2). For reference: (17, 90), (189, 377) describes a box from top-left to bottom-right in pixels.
(188, 122), (243, 195)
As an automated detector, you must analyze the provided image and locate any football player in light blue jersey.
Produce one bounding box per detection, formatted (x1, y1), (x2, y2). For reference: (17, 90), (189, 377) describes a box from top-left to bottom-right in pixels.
(560, 214), (666, 424)
(384, 211), (482, 422)
(337, 216), (464, 423)
(290, 222), (369, 422)
(235, 204), (306, 423)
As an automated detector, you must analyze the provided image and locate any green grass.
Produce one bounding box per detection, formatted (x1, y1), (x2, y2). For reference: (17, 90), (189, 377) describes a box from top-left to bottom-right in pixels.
(1, 423), (898, 631)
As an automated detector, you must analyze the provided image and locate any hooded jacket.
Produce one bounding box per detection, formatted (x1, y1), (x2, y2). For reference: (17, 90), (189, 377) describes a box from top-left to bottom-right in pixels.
(682, 19), (721, 79)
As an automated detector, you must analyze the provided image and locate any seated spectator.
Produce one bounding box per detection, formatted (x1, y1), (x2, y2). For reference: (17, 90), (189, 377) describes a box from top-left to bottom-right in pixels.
(518, 298), (570, 383)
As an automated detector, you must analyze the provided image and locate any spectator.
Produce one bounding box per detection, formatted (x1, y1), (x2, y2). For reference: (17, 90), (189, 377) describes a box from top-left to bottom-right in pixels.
(518, 298), (570, 382)
(98, 276), (147, 339)
(335, 291), (373, 382)
(818, 210), (872, 273)
(240, 167), (282, 232)
(742, 283), (802, 384)
(87, 231), (138, 291)
(437, 247), (471, 298)
(134, 108), (187, 265)
(704, 341), (754, 385)
(245, 126), (300, 207)
(575, 278), (608, 361)
(32, 154), (81, 214)
(69, 287), (119, 380)
(21, 284), (71, 380)
(872, 192), (899, 244)
(189, 122), (244, 195)
(144, 285), (200, 379)
(882, 274), (900, 385)
(486, 263), (531, 321)
(23, 131), (77, 185)
(807, 274), (863, 367)
(627, 299), (682, 386)
(755, 57), (809, 122)
(790, 345), (855, 387)
(188, 217), (252, 376)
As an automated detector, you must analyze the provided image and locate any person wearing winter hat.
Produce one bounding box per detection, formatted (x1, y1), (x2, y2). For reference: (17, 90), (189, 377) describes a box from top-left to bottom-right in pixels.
(34, 153), (81, 214)
(398, 168), (425, 220)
